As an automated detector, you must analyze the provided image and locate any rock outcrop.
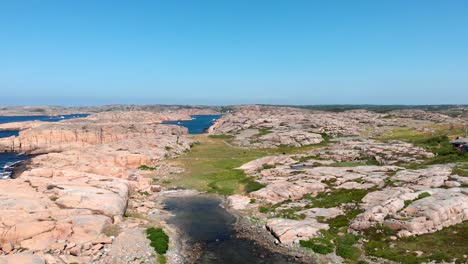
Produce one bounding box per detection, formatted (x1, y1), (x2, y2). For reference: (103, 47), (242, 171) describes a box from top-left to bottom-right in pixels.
(0, 111), (193, 261)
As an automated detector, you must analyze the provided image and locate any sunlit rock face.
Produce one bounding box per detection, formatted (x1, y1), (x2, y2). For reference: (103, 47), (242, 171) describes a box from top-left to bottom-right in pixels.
(0, 111), (194, 261)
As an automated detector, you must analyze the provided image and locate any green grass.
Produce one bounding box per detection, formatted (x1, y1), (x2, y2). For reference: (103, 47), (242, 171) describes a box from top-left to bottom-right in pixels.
(403, 192), (431, 208)
(138, 165), (156, 171)
(377, 126), (468, 166)
(363, 222), (468, 263)
(256, 128), (273, 136)
(296, 155), (323, 163)
(301, 205), (364, 260)
(274, 207), (306, 220)
(167, 135), (271, 195)
(261, 163), (276, 170)
(167, 135), (329, 195)
(208, 134), (234, 139)
(300, 235), (334, 254)
(327, 161), (363, 167)
(305, 189), (370, 208)
(241, 177), (267, 193)
(146, 228), (169, 255)
(158, 254), (167, 264)
(452, 164), (468, 177)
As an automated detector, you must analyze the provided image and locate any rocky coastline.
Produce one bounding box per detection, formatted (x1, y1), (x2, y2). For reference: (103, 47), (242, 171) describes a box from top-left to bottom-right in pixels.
(0, 105), (466, 264)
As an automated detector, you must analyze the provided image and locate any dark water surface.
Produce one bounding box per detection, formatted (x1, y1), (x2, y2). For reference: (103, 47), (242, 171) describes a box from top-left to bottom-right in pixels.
(0, 153), (29, 179)
(0, 130), (19, 138)
(0, 114), (88, 177)
(0, 114), (88, 124)
(164, 196), (299, 264)
(163, 115), (222, 134)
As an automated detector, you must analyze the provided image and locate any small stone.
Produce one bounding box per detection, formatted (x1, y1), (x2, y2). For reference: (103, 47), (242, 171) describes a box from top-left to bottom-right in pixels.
(414, 251), (424, 257)
(390, 236), (397, 240)
(150, 185), (161, 192)
(92, 243), (104, 251)
(83, 242), (93, 250)
(69, 245), (81, 256)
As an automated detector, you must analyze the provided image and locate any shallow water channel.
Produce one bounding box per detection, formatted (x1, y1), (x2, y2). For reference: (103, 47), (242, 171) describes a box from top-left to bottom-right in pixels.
(164, 195), (300, 264)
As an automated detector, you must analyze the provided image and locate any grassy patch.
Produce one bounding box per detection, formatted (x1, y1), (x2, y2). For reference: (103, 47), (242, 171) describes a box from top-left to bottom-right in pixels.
(403, 192), (431, 208)
(241, 177), (266, 193)
(256, 128), (273, 136)
(305, 189), (369, 208)
(138, 165), (156, 171)
(208, 134), (234, 139)
(167, 135), (271, 195)
(296, 155), (323, 163)
(158, 254), (167, 264)
(377, 126), (468, 166)
(327, 161), (363, 167)
(102, 224), (121, 237)
(364, 221), (468, 263)
(300, 235), (334, 254)
(261, 163), (276, 170)
(167, 135), (327, 195)
(300, 208), (363, 260)
(452, 164), (468, 177)
(274, 207), (306, 220)
(146, 228), (169, 255)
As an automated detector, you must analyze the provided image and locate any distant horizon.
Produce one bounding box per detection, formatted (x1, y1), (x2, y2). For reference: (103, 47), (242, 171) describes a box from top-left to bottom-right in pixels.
(2, 103), (467, 108)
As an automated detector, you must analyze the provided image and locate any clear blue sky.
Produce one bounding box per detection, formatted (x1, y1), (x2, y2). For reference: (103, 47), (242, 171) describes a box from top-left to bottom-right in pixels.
(1, 0), (467, 106)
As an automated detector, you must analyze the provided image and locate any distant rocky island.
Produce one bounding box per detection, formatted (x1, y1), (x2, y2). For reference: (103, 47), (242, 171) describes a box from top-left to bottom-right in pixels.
(0, 104), (467, 264)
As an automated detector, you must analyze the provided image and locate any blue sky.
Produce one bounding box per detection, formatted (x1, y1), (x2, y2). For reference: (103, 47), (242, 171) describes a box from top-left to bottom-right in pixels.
(1, 0), (467, 106)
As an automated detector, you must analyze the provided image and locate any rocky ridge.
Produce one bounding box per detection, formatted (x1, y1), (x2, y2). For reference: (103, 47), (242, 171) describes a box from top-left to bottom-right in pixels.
(0, 111), (194, 263)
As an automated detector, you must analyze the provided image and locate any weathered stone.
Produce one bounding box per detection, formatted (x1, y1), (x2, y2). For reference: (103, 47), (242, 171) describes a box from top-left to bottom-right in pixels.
(266, 218), (329, 244)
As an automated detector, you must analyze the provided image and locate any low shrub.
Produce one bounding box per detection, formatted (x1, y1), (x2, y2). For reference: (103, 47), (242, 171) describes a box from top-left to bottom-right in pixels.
(138, 165), (156, 171)
(146, 228), (169, 255)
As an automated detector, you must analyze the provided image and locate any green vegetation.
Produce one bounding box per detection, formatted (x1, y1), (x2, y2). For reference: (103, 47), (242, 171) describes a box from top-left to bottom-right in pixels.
(452, 164), (468, 176)
(274, 207), (306, 220)
(300, 235), (334, 254)
(327, 161), (363, 167)
(261, 163), (276, 170)
(138, 165), (156, 171)
(207, 134), (234, 139)
(364, 222), (468, 263)
(167, 135), (329, 195)
(403, 192), (431, 208)
(241, 177), (267, 193)
(158, 254), (167, 264)
(259, 206), (270, 213)
(325, 159), (380, 167)
(257, 199), (306, 220)
(300, 208), (364, 260)
(146, 228), (169, 255)
(255, 128), (273, 136)
(296, 155), (323, 163)
(167, 135), (270, 195)
(305, 189), (369, 208)
(377, 126), (468, 167)
(102, 224), (121, 237)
